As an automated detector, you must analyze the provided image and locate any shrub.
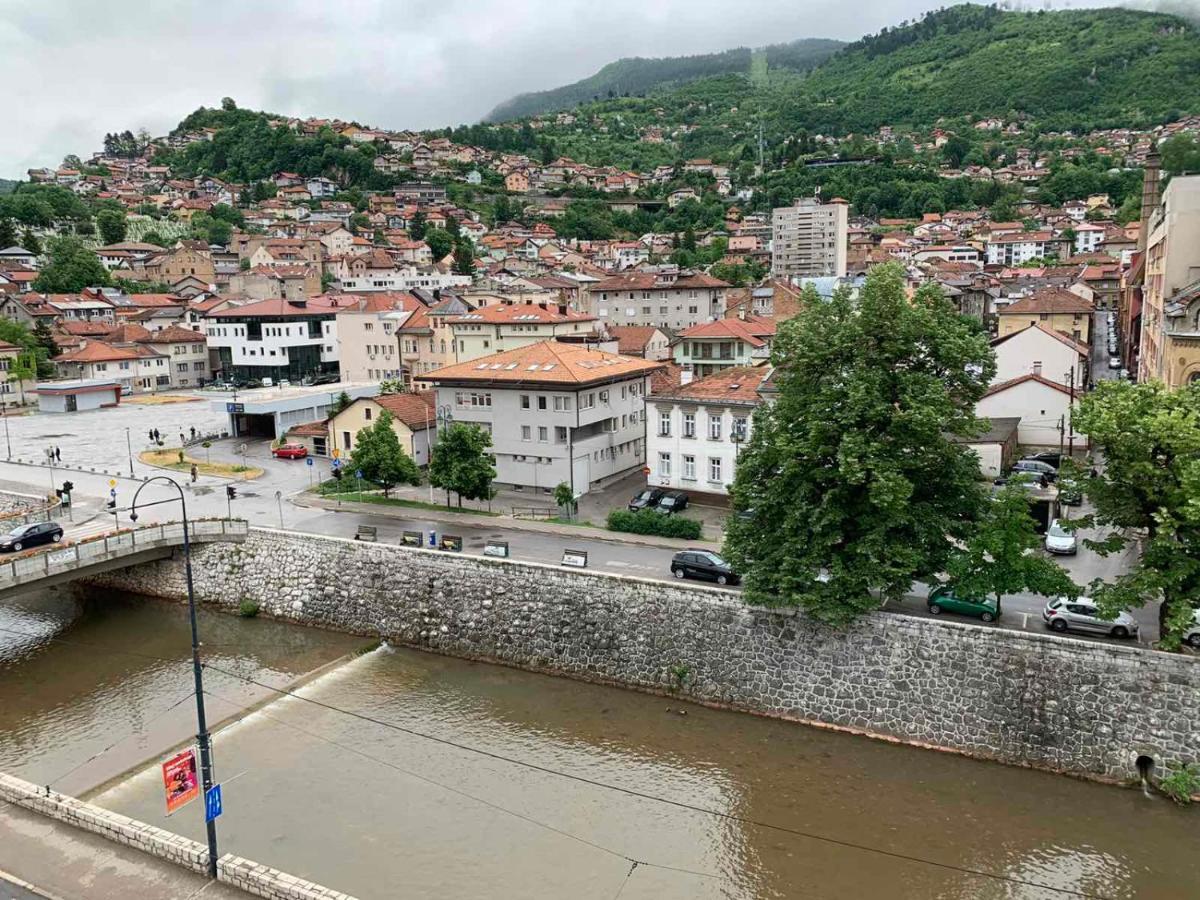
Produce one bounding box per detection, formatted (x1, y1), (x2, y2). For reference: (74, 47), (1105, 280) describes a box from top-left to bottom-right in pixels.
(238, 599), (260, 618)
(606, 508), (701, 540)
(1159, 763), (1200, 805)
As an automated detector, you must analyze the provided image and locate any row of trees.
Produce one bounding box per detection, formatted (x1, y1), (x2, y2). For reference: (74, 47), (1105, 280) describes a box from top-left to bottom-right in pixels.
(724, 264), (1199, 648)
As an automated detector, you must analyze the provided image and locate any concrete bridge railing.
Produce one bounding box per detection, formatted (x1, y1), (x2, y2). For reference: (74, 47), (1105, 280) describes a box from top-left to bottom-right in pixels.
(0, 519), (248, 598)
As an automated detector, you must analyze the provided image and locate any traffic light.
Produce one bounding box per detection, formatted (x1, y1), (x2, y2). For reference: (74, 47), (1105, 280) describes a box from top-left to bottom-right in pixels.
(332, 468), (343, 480)
(106, 498), (117, 510)
(226, 485), (237, 500)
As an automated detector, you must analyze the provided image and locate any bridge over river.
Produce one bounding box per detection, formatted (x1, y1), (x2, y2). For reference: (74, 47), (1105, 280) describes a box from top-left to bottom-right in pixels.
(0, 519), (247, 599)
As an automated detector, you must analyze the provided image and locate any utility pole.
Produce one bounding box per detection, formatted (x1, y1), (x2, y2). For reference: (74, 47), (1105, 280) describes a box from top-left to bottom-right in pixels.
(125, 427), (135, 479)
(2, 404), (10, 460)
(1058, 414), (1065, 462)
(1066, 368), (1076, 458)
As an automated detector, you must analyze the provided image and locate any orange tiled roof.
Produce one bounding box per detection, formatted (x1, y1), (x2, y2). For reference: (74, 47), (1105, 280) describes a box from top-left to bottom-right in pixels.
(426, 339), (662, 387)
(652, 366), (768, 405)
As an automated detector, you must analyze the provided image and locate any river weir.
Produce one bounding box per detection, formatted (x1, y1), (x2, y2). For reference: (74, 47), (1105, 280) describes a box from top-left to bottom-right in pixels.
(2, 587), (1197, 899)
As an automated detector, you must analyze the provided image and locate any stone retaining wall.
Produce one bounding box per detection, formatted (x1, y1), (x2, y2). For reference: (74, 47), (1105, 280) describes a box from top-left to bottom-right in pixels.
(88, 528), (1200, 783)
(0, 771), (359, 900)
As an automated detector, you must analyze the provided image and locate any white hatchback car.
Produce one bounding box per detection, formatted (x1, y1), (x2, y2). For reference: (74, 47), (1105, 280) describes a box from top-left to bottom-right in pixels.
(1043, 597), (1139, 639)
(1044, 519), (1078, 555)
(1183, 608), (1200, 649)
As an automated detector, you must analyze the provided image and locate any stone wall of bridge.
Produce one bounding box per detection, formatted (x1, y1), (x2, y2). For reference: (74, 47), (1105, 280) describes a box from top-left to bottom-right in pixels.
(87, 527), (1200, 783)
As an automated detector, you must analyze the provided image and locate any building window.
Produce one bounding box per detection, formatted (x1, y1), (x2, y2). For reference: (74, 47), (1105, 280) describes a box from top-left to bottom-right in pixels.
(709, 457), (722, 483)
(658, 452), (671, 477)
(521, 395), (530, 409)
(733, 417), (748, 440)
(580, 392), (595, 410)
(555, 426), (567, 444)
(682, 455), (695, 480)
(521, 425), (531, 441)
(553, 396), (571, 411)
(364, 408), (372, 421)
(537, 426), (548, 442)
(455, 391), (492, 408)
(599, 390), (609, 404)
(709, 415), (722, 441)
(538, 396), (547, 410)
(342, 431), (351, 450)
(683, 413), (695, 438)
(659, 411), (671, 437)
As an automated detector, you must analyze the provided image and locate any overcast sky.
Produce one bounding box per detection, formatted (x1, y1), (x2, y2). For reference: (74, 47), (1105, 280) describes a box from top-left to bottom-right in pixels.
(0, 0), (1155, 180)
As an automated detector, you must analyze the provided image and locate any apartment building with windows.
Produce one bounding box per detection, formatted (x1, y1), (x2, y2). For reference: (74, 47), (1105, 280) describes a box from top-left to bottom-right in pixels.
(771, 197), (848, 280)
(336, 292), (427, 383)
(673, 316), (776, 378)
(1138, 175), (1200, 387)
(995, 289), (1094, 344)
(645, 366), (770, 499)
(203, 296), (343, 382)
(591, 271), (729, 332)
(447, 303), (597, 362)
(426, 340), (662, 496)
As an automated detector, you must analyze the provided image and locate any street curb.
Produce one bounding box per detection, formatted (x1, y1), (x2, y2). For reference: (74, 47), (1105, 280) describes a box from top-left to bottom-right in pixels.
(292, 495), (720, 551)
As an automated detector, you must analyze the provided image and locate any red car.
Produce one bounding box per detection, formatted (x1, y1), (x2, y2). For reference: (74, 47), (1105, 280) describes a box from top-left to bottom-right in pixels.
(272, 443), (308, 460)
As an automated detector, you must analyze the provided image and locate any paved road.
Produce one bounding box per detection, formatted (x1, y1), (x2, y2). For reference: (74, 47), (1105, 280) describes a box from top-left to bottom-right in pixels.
(1091, 309), (1120, 385)
(0, 874), (48, 900)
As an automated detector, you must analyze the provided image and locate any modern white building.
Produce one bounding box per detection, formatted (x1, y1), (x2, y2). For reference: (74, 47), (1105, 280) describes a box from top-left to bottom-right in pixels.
(975, 374), (1086, 449)
(203, 296), (343, 383)
(989, 324), (1088, 390)
(985, 231), (1071, 266)
(426, 339), (662, 496)
(771, 197), (848, 280)
(590, 270), (729, 332)
(645, 366), (769, 499)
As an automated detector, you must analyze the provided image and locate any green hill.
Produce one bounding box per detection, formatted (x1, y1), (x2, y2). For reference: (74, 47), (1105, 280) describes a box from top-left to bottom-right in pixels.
(484, 37), (844, 122)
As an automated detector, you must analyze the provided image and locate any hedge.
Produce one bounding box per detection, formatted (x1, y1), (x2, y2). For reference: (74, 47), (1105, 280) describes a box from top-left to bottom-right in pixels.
(606, 508), (702, 540)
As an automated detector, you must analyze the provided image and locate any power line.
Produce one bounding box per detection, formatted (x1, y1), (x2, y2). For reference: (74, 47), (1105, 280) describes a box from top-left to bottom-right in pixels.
(202, 662), (1115, 900)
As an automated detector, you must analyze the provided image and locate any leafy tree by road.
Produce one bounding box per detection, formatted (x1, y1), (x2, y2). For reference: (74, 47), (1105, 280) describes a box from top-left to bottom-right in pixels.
(452, 240), (475, 276)
(348, 410), (421, 498)
(30, 237), (111, 293)
(429, 423), (496, 508)
(408, 211), (427, 241)
(1071, 380), (1200, 649)
(723, 263), (995, 624)
(0, 218), (15, 248)
(945, 486), (1078, 615)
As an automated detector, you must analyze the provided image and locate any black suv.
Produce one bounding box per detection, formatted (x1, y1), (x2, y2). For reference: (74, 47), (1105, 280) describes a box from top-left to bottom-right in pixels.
(628, 488), (665, 512)
(0, 521), (64, 552)
(671, 550), (738, 586)
(654, 490), (689, 515)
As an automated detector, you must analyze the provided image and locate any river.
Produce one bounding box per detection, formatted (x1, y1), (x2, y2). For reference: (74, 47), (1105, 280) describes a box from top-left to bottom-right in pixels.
(3, 588), (1198, 899)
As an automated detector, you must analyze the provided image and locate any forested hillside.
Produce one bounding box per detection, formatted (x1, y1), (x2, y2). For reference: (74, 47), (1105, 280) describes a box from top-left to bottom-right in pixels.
(485, 37), (844, 122)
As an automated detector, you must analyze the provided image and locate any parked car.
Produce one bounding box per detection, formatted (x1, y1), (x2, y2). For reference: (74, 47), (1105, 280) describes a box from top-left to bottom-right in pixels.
(1044, 519), (1078, 555)
(0, 521), (64, 553)
(654, 490), (689, 515)
(927, 586), (1000, 622)
(310, 373), (340, 386)
(628, 488), (665, 512)
(671, 550), (738, 586)
(1043, 596), (1139, 639)
(1057, 478), (1083, 506)
(1012, 459), (1057, 482)
(1108, 356), (1122, 370)
(1183, 609), (1200, 649)
(272, 443), (308, 460)
(1024, 451), (1064, 468)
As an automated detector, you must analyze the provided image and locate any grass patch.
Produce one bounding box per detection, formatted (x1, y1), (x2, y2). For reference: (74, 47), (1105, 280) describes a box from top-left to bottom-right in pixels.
(547, 516), (596, 527)
(320, 491), (500, 516)
(139, 448), (264, 480)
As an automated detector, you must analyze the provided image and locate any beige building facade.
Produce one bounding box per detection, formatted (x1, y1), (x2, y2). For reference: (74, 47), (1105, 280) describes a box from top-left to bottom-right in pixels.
(1138, 175), (1200, 387)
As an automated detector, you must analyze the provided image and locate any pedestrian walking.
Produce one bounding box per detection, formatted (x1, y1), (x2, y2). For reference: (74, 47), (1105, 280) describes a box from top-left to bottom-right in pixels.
(54, 446), (61, 463)
(190, 463), (198, 483)
(179, 432), (186, 446)
(190, 426), (197, 441)
(153, 428), (160, 443)
(148, 429), (154, 442)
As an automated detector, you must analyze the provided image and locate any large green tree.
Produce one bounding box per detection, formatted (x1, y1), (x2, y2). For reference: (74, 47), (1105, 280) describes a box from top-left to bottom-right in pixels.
(945, 486), (1078, 615)
(452, 240), (475, 277)
(424, 227), (453, 261)
(0, 218), (16, 248)
(724, 263), (995, 624)
(30, 237), (111, 293)
(408, 210), (427, 241)
(1071, 380), (1200, 649)
(95, 207), (127, 244)
(348, 410), (421, 498)
(429, 423), (496, 508)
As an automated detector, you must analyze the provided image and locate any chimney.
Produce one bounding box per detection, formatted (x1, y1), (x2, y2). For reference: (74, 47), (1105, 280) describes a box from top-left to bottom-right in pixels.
(1137, 145), (1162, 253)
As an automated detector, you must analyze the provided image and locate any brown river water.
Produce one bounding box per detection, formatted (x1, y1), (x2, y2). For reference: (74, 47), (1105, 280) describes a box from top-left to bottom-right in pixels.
(2, 588), (1197, 899)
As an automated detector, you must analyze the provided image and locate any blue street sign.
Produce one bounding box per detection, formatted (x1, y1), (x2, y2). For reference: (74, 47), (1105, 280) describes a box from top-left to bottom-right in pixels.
(306, 457), (314, 466)
(109, 489), (117, 497)
(355, 469), (363, 479)
(331, 458), (342, 468)
(204, 784), (222, 822)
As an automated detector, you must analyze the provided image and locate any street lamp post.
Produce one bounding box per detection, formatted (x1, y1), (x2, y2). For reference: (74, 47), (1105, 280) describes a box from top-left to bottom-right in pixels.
(1, 403), (10, 461)
(125, 427), (135, 479)
(129, 475), (219, 879)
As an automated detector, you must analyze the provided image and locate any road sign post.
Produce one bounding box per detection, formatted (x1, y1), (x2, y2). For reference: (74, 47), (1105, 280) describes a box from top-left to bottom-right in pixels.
(204, 784), (222, 823)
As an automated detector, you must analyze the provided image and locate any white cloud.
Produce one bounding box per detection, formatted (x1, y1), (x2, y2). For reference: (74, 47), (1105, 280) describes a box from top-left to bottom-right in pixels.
(0, 0), (1133, 179)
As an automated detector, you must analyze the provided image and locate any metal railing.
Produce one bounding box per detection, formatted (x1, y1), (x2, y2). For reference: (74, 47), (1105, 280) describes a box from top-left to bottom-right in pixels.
(0, 519), (248, 589)
(511, 506), (559, 520)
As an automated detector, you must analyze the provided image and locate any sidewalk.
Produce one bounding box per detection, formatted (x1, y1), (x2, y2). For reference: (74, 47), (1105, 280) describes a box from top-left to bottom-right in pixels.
(295, 493), (716, 551)
(0, 801), (248, 900)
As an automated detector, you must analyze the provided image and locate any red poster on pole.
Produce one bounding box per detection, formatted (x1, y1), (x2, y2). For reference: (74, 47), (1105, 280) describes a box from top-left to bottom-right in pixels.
(161, 749), (199, 814)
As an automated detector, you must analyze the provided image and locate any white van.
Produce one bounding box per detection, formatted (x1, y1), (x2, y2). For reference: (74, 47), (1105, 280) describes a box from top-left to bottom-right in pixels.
(261, 377), (274, 388)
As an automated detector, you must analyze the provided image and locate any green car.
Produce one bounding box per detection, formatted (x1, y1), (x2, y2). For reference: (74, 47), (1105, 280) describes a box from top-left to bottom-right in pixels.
(927, 586), (1000, 623)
